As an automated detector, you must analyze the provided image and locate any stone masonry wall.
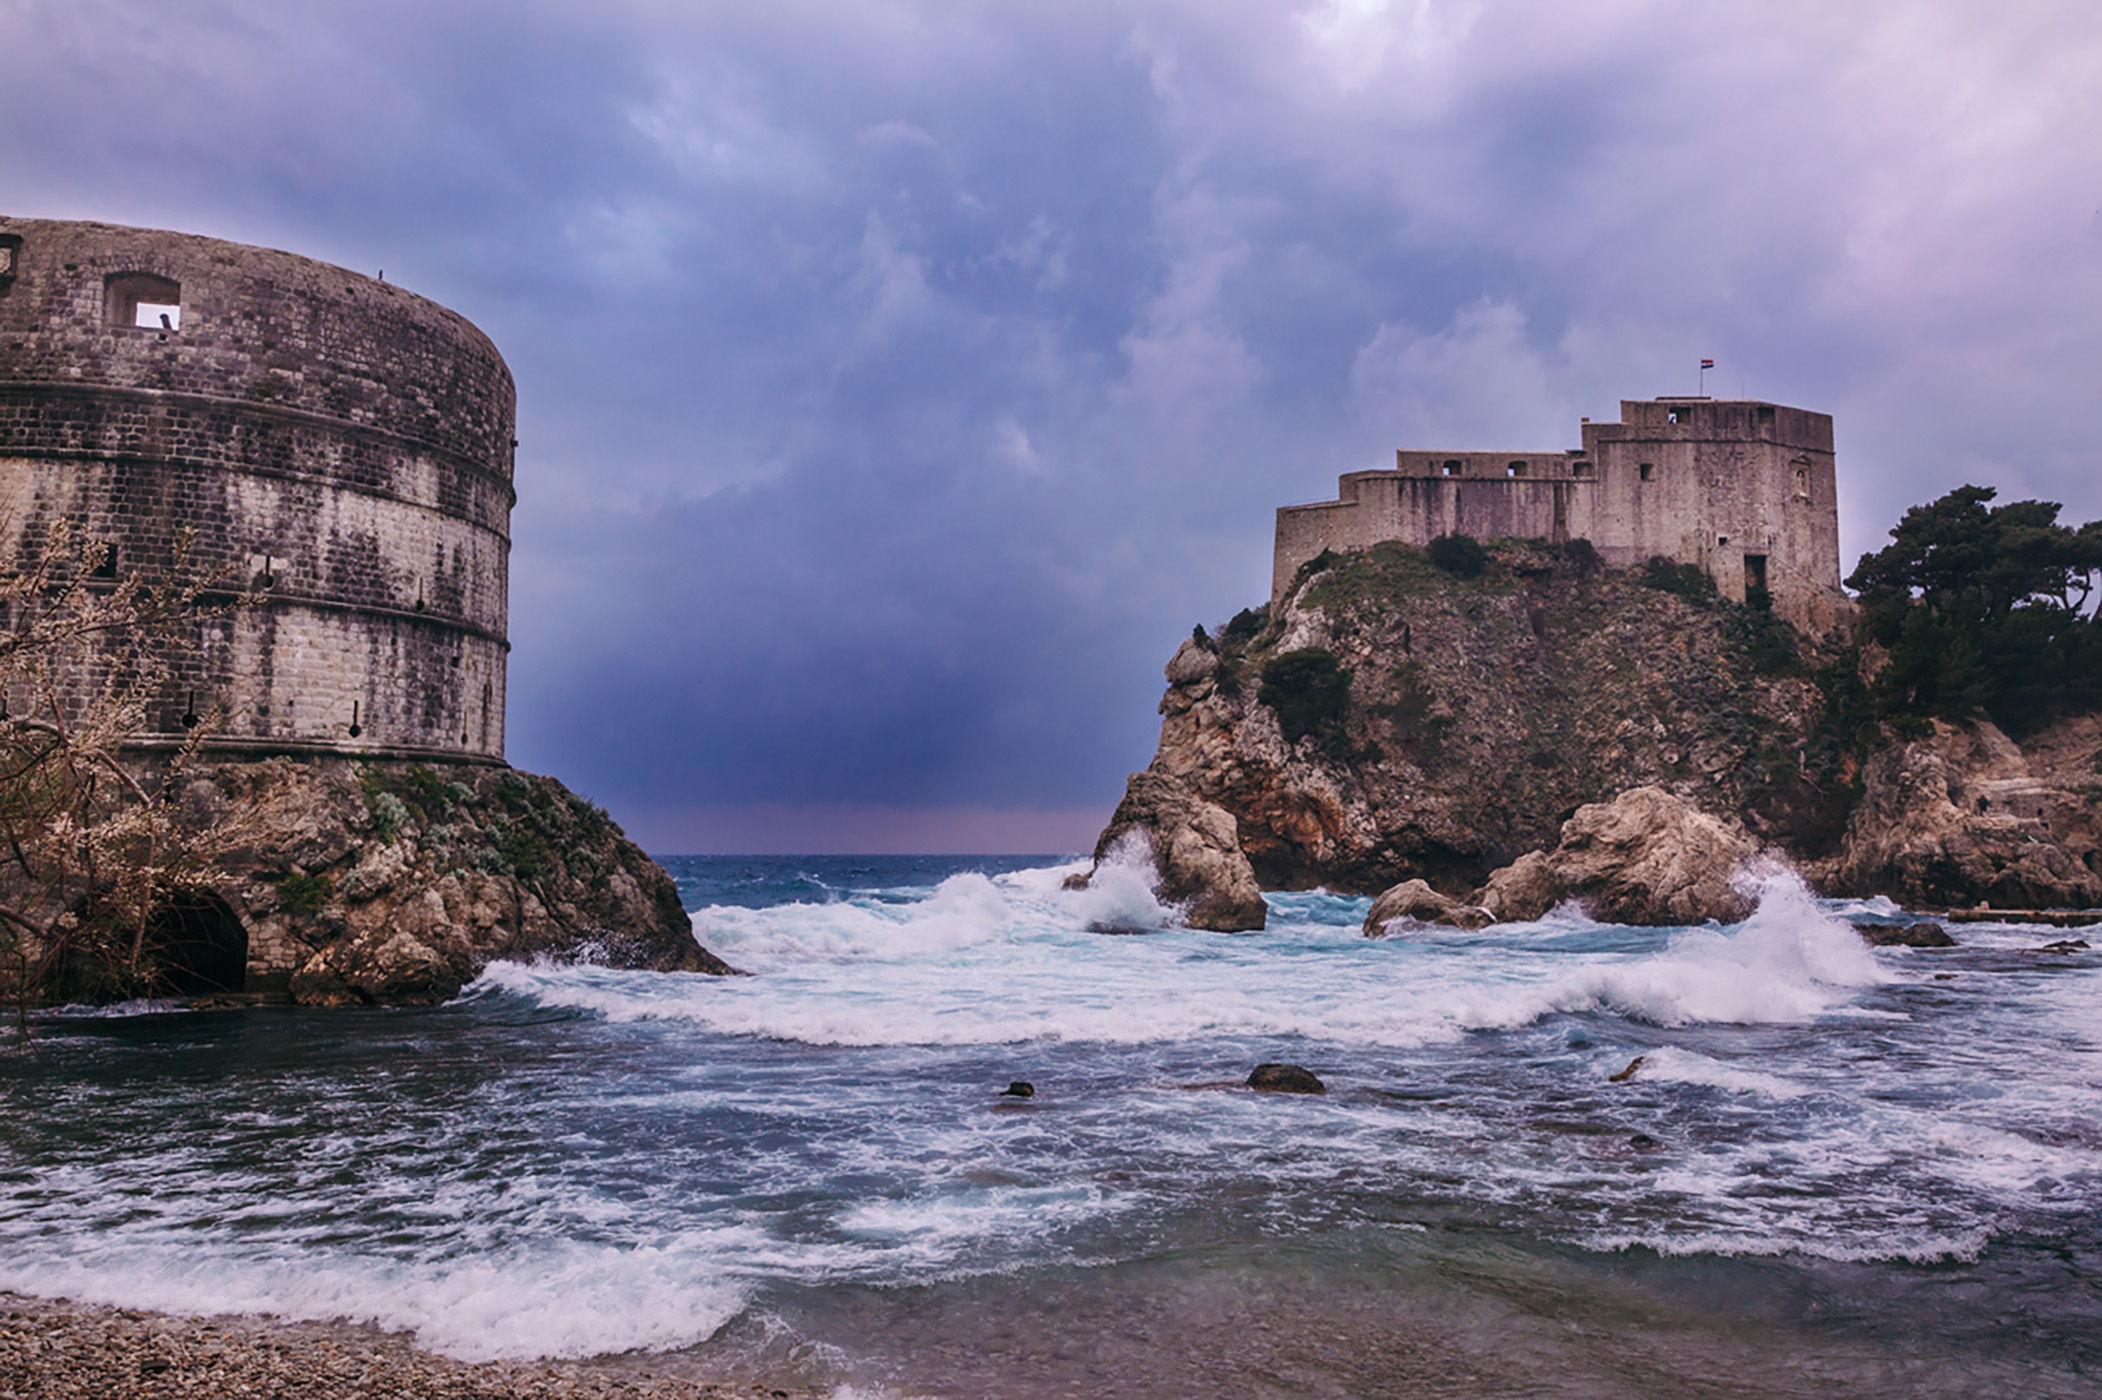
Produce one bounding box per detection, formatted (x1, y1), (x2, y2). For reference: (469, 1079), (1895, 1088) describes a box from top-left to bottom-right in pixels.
(0, 216), (513, 762)
(1274, 398), (1846, 632)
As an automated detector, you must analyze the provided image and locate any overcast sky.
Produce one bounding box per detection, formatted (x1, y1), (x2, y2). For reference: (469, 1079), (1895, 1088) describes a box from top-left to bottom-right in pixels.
(5, 0), (2100, 852)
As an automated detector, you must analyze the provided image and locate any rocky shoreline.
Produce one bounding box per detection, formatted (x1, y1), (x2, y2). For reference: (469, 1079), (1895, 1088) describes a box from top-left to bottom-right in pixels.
(1069, 540), (2102, 927)
(0, 1293), (816, 1400)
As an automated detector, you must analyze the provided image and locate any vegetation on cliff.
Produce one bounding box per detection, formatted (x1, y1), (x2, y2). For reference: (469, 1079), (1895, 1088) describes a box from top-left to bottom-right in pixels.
(1167, 534), (1857, 894)
(1105, 485), (2102, 911)
(1847, 485), (2102, 736)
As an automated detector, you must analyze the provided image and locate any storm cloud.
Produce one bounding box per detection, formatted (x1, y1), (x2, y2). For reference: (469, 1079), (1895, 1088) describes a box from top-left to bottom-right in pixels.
(5, 0), (2100, 850)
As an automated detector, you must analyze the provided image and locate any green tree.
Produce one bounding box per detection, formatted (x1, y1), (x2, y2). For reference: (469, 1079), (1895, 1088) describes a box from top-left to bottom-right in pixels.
(1846, 485), (2102, 734)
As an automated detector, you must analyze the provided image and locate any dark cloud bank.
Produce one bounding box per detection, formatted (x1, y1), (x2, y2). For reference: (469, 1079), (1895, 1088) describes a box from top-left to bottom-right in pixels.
(6, 0), (2100, 851)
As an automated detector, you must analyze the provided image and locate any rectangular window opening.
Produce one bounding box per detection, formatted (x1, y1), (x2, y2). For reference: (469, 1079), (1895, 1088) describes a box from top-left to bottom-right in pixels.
(1638, 463), (1653, 481)
(104, 272), (183, 331)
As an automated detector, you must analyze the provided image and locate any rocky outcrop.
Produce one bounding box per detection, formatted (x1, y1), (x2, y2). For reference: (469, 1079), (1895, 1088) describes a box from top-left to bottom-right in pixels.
(1093, 540), (2102, 913)
(1072, 770), (1267, 931)
(1827, 717), (2102, 911)
(1476, 787), (1761, 925)
(1362, 878), (1492, 933)
(189, 758), (733, 1006)
(1114, 541), (1848, 903)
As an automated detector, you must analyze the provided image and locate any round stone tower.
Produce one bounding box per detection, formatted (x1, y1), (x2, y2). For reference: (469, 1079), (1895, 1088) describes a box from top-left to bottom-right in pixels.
(0, 216), (512, 762)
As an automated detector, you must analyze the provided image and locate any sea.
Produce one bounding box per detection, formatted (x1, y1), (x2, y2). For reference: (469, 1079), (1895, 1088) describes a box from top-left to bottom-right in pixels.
(2, 853), (2099, 1398)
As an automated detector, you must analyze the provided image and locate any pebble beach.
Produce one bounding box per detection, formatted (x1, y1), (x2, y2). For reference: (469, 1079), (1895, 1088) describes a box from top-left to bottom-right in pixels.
(0, 1294), (805, 1400)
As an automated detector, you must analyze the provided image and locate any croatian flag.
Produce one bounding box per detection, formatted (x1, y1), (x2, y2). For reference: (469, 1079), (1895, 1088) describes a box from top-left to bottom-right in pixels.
(1701, 359), (1715, 369)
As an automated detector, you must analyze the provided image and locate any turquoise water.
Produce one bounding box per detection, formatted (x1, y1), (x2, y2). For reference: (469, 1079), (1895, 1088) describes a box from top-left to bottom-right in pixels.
(2, 854), (2098, 1397)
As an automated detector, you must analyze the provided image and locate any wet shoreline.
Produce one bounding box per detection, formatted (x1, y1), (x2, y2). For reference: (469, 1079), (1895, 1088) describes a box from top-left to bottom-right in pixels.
(0, 1292), (815, 1400)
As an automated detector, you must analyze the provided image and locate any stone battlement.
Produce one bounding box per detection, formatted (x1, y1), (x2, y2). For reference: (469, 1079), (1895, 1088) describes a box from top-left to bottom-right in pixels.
(1274, 398), (1846, 631)
(0, 216), (514, 761)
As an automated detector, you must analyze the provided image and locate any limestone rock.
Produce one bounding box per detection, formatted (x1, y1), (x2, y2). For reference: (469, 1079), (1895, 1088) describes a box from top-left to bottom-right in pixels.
(1079, 770), (1267, 931)
(1831, 718), (2102, 911)
(202, 757), (737, 1006)
(1089, 541), (1846, 901)
(1164, 636), (1219, 685)
(1089, 543), (2102, 908)
(1362, 878), (1493, 933)
(1477, 787), (1760, 926)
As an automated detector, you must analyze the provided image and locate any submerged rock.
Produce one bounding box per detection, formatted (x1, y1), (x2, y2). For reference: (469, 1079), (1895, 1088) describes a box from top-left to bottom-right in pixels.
(1069, 771), (1267, 932)
(1247, 1063), (1326, 1094)
(1476, 787), (1760, 926)
(1854, 920), (1957, 948)
(1001, 1081), (1036, 1098)
(1362, 878), (1493, 933)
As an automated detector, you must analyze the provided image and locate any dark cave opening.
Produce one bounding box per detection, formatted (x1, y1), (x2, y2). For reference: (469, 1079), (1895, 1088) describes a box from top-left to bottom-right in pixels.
(145, 894), (248, 995)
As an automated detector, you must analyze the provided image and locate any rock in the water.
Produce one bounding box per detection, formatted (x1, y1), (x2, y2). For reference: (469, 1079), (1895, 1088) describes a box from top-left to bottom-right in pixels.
(1247, 1063), (1326, 1094)
(1853, 920), (1957, 948)
(176, 757), (738, 1007)
(1608, 1055), (1646, 1083)
(1476, 787), (1760, 926)
(1071, 771), (1267, 931)
(2033, 939), (2092, 954)
(1362, 878), (1493, 933)
(1000, 1081), (1036, 1097)
(1830, 718), (2102, 911)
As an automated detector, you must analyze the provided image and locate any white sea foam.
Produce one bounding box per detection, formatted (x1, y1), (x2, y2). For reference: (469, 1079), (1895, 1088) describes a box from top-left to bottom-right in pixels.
(1627, 1046), (1811, 1099)
(0, 1237), (753, 1361)
(693, 871), (1019, 965)
(12, 854), (2099, 1364)
(1049, 831), (1186, 931)
(1537, 863), (1889, 1026)
(481, 863), (1894, 1048)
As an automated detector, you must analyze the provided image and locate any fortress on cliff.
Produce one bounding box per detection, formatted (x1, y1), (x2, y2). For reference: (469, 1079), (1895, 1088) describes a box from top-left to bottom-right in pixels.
(0, 216), (512, 762)
(1275, 398), (1847, 630)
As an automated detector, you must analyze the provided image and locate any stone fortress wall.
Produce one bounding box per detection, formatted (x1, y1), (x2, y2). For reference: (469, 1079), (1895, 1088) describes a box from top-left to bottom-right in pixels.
(0, 217), (513, 762)
(1274, 398), (1847, 631)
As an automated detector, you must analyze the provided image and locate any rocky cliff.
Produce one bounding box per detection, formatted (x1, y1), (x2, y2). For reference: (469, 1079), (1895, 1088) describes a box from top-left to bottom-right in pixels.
(1080, 540), (2102, 920)
(183, 757), (731, 1005)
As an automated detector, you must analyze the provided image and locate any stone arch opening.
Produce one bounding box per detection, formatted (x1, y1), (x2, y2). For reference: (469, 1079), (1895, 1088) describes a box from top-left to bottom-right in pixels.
(144, 892), (247, 994)
(104, 272), (182, 330)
